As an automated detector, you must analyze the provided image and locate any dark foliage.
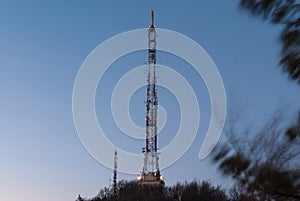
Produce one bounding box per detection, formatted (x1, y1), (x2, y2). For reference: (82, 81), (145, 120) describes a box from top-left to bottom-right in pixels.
(79, 180), (229, 201)
(240, 0), (300, 83)
(213, 112), (300, 200)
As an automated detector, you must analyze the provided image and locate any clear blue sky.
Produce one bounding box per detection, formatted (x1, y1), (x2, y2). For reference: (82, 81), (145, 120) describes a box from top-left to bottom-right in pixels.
(1, 1), (299, 201)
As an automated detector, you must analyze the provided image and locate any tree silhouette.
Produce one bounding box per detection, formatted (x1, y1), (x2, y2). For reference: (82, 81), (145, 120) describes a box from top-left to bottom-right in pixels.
(76, 194), (85, 201)
(81, 180), (229, 201)
(213, 112), (300, 200)
(239, 0), (300, 83)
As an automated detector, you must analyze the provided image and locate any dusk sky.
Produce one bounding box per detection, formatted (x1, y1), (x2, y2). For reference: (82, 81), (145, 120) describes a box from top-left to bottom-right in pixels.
(1, 1), (300, 201)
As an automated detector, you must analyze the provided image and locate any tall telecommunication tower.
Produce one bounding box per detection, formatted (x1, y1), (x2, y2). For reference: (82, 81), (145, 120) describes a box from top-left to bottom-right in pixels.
(138, 10), (163, 185)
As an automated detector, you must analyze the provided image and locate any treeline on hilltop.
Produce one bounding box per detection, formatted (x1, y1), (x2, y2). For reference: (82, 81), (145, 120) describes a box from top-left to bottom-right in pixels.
(76, 180), (247, 201)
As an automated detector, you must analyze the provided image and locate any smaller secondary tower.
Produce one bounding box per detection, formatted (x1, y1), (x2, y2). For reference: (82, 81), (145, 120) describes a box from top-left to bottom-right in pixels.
(113, 148), (117, 195)
(138, 10), (163, 185)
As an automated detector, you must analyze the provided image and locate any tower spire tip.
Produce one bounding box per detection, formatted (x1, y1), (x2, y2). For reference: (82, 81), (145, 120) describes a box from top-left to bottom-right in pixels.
(151, 10), (154, 25)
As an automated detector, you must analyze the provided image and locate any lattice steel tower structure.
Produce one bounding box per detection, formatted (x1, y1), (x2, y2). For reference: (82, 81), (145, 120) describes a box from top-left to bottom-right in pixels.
(113, 148), (117, 195)
(138, 11), (163, 185)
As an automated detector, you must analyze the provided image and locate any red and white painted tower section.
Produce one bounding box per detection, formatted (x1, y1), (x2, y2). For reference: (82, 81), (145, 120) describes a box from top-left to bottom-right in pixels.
(138, 11), (163, 184)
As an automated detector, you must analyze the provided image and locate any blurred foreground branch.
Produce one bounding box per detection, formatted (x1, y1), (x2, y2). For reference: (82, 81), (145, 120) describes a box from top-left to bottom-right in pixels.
(240, 0), (300, 83)
(213, 112), (300, 200)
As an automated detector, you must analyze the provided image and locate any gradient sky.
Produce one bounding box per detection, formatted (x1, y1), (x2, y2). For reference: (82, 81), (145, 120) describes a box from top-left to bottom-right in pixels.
(1, 1), (300, 201)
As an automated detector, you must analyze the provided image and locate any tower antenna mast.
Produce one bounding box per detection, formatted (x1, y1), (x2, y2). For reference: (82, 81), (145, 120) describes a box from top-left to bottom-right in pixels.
(138, 10), (163, 185)
(113, 148), (117, 195)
